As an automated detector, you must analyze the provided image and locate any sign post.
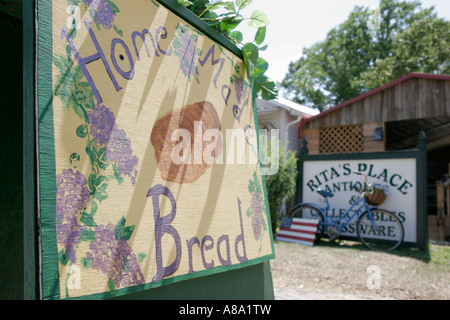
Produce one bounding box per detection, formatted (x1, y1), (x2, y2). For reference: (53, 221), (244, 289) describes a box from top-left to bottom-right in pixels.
(28, 0), (275, 300)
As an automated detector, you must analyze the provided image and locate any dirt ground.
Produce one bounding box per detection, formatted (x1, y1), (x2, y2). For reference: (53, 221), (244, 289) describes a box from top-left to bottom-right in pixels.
(270, 240), (450, 300)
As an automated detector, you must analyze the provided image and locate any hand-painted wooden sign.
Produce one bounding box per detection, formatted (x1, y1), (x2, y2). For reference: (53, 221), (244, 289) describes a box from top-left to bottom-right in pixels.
(37, 0), (274, 299)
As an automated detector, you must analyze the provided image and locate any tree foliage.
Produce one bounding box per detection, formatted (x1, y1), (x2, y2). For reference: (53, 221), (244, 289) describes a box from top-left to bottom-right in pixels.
(265, 144), (298, 235)
(281, 0), (450, 111)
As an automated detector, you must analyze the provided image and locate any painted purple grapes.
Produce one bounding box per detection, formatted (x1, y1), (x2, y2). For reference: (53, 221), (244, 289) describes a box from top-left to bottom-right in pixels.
(233, 75), (245, 105)
(178, 31), (197, 78)
(84, 0), (115, 30)
(56, 169), (91, 263)
(251, 192), (263, 240)
(87, 104), (116, 146)
(105, 126), (139, 186)
(86, 223), (145, 288)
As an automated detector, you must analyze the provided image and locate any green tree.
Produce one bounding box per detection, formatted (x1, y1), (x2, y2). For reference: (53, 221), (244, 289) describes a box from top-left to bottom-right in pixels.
(357, 16), (450, 89)
(281, 0), (449, 111)
(265, 145), (298, 235)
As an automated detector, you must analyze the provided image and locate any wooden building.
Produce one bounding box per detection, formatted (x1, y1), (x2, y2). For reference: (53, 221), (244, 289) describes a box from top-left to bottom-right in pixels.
(298, 72), (450, 241)
(299, 73), (450, 155)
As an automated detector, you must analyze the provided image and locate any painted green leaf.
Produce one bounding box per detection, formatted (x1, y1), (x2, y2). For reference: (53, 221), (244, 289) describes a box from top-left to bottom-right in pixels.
(261, 215), (268, 231)
(114, 216), (126, 240)
(120, 225), (135, 241)
(76, 124), (88, 138)
(81, 257), (93, 269)
(93, 191), (108, 202)
(108, 279), (115, 291)
(114, 216), (136, 241)
(80, 229), (96, 243)
(80, 211), (97, 227)
(138, 253), (148, 263)
(106, 0), (120, 14)
(58, 249), (69, 266)
(113, 164), (124, 185)
(113, 24), (123, 37)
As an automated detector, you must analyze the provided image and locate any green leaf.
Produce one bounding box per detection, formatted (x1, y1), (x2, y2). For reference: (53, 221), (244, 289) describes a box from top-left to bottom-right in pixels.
(108, 279), (116, 291)
(242, 42), (259, 64)
(114, 216), (126, 240)
(87, 173), (96, 192)
(114, 216), (136, 241)
(254, 26), (266, 45)
(69, 153), (80, 167)
(255, 74), (278, 100)
(120, 225), (135, 241)
(106, 0), (120, 14)
(113, 164), (124, 185)
(76, 124), (88, 138)
(58, 249), (69, 266)
(246, 207), (252, 217)
(94, 175), (107, 187)
(138, 253), (148, 263)
(113, 24), (123, 37)
(80, 211), (97, 227)
(261, 215), (268, 231)
(80, 229), (96, 243)
(254, 57), (269, 78)
(81, 257), (92, 269)
(258, 44), (268, 51)
(229, 31), (243, 43)
(219, 16), (242, 33)
(53, 54), (68, 73)
(93, 191), (108, 202)
(205, 1), (234, 12)
(248, 10), (269, 28)
(176, 0), (193, 7)
(236, 0), (252, 10)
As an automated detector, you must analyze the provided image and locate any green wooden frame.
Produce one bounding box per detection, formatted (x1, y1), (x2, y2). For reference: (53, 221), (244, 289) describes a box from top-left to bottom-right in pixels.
(23, 0), (38, 300)
(25, 0), (275, 300)
(296, 133), (428, 250)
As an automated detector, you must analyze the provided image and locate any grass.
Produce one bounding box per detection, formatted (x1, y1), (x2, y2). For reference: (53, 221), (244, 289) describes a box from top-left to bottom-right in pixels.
(270, 240), (450, 300)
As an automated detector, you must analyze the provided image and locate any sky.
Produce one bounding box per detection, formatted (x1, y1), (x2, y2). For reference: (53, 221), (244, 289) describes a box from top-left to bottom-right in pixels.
(235, 0), (450, 85)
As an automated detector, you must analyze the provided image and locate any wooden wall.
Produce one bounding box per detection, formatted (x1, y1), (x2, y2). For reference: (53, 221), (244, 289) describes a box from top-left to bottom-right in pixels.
(303, 76), (450, 130)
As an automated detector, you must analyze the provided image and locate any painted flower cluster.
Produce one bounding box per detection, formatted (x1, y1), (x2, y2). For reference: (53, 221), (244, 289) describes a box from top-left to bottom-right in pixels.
(247, 171), (268, 252)
(172, 24), (202, 83)
(54, 1), (146, 297)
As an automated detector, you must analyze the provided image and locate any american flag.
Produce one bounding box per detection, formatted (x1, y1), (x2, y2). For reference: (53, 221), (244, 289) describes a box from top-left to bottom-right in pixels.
(277, 217), (319, 246)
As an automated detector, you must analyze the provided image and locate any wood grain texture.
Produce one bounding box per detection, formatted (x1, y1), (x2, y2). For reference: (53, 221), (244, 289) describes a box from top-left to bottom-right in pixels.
(304, 76), (450, 130)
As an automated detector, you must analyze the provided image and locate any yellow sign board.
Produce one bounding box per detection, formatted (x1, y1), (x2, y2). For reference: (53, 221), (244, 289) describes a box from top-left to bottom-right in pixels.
(39, 0), (274, 299)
